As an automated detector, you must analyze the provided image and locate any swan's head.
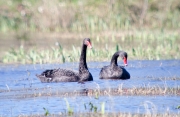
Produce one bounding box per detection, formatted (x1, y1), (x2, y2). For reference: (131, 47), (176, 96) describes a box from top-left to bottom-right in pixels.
(84, 38), (92, 49)
(119, 51), (128, 66)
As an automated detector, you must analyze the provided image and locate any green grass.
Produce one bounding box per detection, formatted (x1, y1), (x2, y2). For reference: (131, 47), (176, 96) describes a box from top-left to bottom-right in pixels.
(0, 0), (180, 33)
(0, 0), (180, 64)
(1, 31), (180, 64)
(65, 98), (74, 116)
(43, 107), (50, 116)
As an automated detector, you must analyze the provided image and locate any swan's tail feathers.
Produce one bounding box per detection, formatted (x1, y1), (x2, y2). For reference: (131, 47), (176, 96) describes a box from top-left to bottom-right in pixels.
(36, 74), (52, 83)
(36, 74), (41, 77)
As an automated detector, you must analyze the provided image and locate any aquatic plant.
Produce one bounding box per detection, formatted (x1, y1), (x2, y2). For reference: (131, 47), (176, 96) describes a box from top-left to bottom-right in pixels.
(89, 102), (98, 113)
(101, 102), (105, 115)
(5, 84), (10, 92)
(64, 98), (74, 116)
(84, 102), (105, 114)
(43, 107), (50, 116)
(94, 91), (99, 99)
(175, 105), (180, 109)
(84, 102), (98, 113)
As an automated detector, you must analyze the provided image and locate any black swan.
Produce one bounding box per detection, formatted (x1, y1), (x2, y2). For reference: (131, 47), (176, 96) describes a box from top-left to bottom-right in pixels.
(99, 51), (130, 80)
(36, 38), (93, 83)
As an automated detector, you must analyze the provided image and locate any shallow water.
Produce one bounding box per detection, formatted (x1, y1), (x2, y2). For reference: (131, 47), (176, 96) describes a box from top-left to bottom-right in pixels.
(0, 60), (180, 116)
(1, 96), (179, 116)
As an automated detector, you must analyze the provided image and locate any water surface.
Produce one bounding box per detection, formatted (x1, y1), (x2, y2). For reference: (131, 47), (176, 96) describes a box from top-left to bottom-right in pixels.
(0, 60), (180, 116)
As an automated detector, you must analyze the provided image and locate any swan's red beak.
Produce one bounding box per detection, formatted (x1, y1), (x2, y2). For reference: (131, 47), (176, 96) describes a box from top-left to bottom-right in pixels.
(123, 57), (128, 66)
(87, 41), (92, 49)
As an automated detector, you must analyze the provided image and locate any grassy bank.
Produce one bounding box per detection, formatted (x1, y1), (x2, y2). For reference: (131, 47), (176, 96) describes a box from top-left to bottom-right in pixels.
(2, 30), (180, 64)
(0, 0), (180, 33)
(0, 0), (180, 64)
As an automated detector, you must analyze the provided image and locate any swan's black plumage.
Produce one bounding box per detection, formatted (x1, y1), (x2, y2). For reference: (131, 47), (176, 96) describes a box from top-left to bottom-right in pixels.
(99, 51), (130, 80)
(36, 38), (93, 83)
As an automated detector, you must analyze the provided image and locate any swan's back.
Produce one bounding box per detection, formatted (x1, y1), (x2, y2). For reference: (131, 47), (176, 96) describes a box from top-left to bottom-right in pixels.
(36, 68), (79, 83)
(99, 66), (130, 80)
(99, 65), (122, 79)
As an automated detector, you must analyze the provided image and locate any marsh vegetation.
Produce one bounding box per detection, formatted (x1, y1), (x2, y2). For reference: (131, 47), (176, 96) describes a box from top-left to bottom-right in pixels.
(2, 31), (180, 64)
(0, 0), (180, 64)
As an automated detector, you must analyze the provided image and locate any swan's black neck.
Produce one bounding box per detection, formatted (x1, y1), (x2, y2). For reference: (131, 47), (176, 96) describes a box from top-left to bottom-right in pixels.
(110, 52), (119, 66)
(79, 44), (88, 73)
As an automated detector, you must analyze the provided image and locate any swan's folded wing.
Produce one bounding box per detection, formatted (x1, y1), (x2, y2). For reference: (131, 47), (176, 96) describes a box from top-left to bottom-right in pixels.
(99, 66), (111, 79)
(41, 68), (78, 77)
(36, 68), (79, 82)
(99, 66), (124, 79)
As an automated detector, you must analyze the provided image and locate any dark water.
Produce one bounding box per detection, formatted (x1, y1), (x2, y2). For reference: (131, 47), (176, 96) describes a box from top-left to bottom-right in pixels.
(0, 60), (180, 116)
